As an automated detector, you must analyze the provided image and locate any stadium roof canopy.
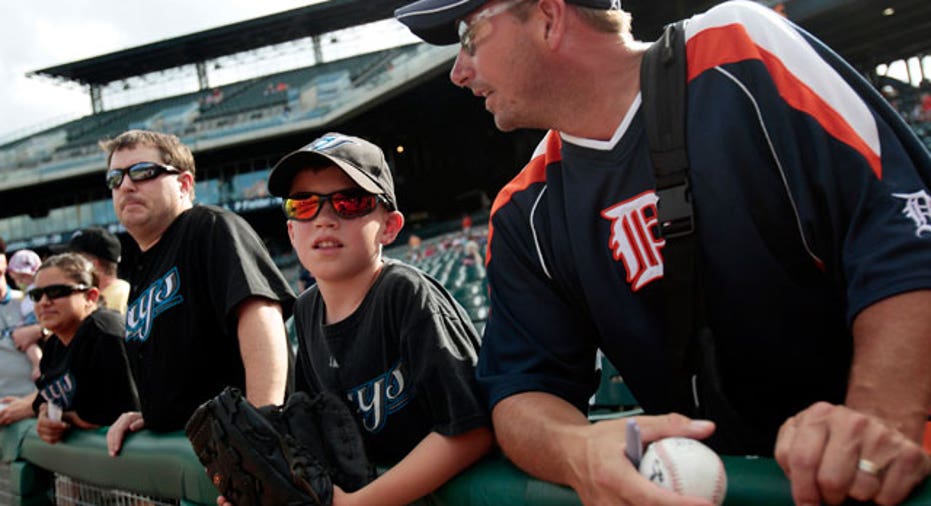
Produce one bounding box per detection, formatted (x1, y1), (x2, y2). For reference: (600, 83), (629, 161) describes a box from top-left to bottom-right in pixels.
(28, 0), (931, 87)
(787, 0), (931, 71)
(627, 0), (931, 72)
(29, 0), (420, 86)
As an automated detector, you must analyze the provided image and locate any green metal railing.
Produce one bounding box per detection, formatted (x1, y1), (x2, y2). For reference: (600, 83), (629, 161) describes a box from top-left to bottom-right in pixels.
(3, 419), (931, 505)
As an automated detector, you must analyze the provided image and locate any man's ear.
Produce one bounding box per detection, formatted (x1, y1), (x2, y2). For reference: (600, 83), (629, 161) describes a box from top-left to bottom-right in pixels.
(537, 0), (568, 48)
(178, 171), (195, 198)
(380, 211), (405, 246)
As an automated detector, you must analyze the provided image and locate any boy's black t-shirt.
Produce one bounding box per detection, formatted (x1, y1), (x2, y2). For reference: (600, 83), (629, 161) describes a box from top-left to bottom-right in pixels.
(33, 308), (139, 426)
(294, 260), (489, 463)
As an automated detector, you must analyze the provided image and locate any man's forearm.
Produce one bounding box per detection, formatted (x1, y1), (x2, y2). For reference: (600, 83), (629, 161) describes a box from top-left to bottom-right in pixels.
(848, 290), (931, 440)
(237, 298), (288, 407)
(492, 392), (591, 488)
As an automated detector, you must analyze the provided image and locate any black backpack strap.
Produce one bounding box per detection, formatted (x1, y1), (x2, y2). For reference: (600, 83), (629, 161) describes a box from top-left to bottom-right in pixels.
(640, 22), (767, 453)
(641, 20), (693, 239)
(640, 20), (701, 413)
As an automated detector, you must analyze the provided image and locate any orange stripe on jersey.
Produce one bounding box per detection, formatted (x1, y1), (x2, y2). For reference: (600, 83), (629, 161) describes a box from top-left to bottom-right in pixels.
(686, 24), (882, 179)
(486, 131), (562, 266)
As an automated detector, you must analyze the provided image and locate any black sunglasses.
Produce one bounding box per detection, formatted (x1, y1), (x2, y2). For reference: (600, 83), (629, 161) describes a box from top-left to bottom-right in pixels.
(106, 162), (182, 190)
(27, 284), (91, 302)
(283, 189), (390, 221)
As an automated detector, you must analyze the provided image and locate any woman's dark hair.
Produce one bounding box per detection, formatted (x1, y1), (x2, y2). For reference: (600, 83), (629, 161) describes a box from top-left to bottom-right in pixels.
(37, 253), (99, 288)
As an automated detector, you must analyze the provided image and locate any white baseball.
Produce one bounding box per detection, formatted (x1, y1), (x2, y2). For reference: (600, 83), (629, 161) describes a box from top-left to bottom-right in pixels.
(638, 437), (727, 505)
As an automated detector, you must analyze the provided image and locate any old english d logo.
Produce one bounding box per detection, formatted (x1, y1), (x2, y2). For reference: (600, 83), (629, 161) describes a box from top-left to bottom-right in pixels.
(601, 191), (666, 291)
(892, 189), (931, 238)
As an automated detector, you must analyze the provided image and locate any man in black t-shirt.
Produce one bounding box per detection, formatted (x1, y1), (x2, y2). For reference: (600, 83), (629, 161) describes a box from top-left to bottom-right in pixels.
(101, 130), (295, 456)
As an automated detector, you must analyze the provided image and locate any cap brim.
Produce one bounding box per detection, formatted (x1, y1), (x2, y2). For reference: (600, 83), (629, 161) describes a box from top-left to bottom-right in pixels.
(267, 151), (386, 198)
(395, 0), (486, 45)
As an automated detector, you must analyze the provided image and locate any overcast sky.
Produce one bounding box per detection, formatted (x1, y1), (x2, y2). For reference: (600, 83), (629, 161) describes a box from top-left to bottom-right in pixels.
(0, 0), (333, 142)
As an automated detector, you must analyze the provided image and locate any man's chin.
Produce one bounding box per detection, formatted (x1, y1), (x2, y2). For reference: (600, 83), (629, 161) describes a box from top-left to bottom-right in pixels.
(493, 116), (520, 132)
(117, 213), (148, 230)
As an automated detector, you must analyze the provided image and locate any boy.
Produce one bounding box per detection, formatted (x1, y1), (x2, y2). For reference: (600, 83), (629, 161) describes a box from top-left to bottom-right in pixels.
(264, 132), (492, 505)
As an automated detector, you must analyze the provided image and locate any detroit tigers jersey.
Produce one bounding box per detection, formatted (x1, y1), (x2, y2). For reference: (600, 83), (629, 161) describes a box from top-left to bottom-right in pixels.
(124, 205), (295, 431)
(293, 260), (489, 463)
(477, 0), (931, 454)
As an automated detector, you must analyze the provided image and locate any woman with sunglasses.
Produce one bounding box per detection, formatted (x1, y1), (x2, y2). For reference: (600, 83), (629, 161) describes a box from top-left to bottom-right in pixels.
(28, 253), (138, 444)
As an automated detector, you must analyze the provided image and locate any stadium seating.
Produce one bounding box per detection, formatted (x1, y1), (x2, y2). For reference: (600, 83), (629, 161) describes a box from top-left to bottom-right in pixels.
(0, 43), (427, 177)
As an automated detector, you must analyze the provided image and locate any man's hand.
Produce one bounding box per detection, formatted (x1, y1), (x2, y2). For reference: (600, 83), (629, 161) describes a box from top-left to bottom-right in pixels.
(573, 413), (718, 506)
(492, 392), (717, 506)
(775, 402), (931, 506)
(35, 403), (69, 444)
(0, 395), (35, 426)
(106, 411), (145, 456)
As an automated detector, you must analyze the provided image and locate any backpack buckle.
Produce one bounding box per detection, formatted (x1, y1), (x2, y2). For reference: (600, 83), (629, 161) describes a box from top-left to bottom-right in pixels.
(657, 182), (694, 238)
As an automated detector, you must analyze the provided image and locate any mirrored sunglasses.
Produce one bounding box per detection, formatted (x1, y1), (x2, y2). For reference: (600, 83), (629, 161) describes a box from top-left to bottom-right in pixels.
(283, 189), (387, 221)
(27, 284), (90, 302)
(106, 162), (182, 190)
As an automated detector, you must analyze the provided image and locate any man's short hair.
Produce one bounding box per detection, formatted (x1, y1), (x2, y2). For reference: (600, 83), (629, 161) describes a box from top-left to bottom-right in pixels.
(510, 0), (630, 34)
(573, 4), (632, 34)
(87, 255), (119, 278)
(100, 130), (196, 177)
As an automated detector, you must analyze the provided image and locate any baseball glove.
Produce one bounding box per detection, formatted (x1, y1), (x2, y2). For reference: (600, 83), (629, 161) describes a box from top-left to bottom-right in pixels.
(261, 390), (375, 492)
(185, 387), (332, 506)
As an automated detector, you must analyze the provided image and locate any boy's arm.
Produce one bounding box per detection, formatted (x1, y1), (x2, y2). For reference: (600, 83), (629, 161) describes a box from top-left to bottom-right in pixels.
(11, 324), (43, 351)
(335, 426), (493, 506)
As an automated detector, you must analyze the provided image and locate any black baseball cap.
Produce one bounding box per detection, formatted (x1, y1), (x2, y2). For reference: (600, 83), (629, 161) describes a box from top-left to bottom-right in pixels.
(52, 227), (122, 264)
(267, 132), (397, 208)
(395, 0), (620, 45)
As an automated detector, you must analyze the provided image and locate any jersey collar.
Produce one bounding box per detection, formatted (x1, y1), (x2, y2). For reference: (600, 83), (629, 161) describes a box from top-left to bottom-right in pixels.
(560, 93), (642, 151)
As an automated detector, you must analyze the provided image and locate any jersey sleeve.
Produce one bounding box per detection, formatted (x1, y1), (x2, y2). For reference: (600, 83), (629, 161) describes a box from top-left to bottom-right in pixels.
(399, 275), (489, 437)
(478, 148), (601, 413)
(685, 1), (931, 324)
(75, 312), (139, 425)
(201, 208), (296, 320)
(292, 290), (321, 397)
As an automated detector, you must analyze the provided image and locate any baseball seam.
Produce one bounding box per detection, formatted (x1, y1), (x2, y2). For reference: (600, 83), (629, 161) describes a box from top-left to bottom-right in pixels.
(655, 440), (683, 494)
(712, 459), (726, 505)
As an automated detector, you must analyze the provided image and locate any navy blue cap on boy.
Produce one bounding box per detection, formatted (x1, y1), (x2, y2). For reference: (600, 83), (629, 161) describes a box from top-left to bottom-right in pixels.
(395, 0), (620, 45)
(267, 132), (397, 209)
